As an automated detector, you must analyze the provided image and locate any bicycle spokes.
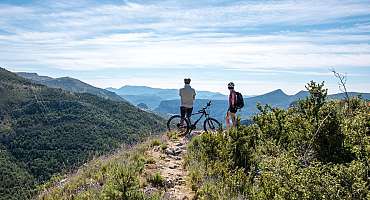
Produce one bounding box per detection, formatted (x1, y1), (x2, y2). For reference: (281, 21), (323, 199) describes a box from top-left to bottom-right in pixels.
(167, 115), (190, 135)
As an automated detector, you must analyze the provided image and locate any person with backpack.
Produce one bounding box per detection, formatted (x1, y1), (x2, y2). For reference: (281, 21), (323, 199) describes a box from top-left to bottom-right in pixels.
(226, 82), (244, 128)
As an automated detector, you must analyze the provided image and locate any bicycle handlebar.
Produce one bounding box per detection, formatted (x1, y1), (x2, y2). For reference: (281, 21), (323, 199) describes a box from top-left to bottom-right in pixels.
(198, 101), (212, 112)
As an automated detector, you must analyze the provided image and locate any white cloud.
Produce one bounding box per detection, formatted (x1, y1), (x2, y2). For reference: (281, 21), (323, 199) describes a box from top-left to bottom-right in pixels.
(0, 0), (369, 93)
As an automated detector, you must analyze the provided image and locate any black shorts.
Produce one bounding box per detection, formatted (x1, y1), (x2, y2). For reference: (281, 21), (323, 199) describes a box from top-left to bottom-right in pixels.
(228, 106), (238, 114)
(180, 106), (193, 119)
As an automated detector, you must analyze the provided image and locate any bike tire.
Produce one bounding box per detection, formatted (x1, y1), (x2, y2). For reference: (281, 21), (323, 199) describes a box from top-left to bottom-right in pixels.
(167, 115), (190, 136)
(203, 117), (222, 133)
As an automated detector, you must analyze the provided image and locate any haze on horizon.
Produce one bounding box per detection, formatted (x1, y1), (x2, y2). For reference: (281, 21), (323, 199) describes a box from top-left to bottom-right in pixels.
(1, 0), (370, 95)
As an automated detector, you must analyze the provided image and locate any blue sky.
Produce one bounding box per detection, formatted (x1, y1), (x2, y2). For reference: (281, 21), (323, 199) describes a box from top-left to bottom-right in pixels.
(1, 0), (369, 95)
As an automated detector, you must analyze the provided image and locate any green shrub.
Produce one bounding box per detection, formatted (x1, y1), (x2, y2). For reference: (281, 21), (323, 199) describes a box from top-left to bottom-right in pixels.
(185, 81), (370, 199)
(160, 143), (168, 151)
(150, 139), (162, 147)
(147, 172), (164, 187)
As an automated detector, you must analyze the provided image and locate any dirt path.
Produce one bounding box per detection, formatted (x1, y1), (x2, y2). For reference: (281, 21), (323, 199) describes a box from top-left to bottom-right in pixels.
(145, 136), (195, 200)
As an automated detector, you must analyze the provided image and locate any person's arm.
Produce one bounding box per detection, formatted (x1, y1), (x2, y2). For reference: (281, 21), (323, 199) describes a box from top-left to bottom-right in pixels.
(193, 89), (196, 99)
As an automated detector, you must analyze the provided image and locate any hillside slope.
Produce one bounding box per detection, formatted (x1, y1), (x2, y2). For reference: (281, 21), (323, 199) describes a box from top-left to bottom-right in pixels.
(0, 68), (165, 199)
(38, 136), (195, 200)
(38, 85), (370, 199)
(17, 72), (125, 102)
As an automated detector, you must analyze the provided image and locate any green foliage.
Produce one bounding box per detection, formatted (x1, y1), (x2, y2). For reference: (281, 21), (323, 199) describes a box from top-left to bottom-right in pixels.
(186, 81), (370, 199)
(38, 141), (161, 200)
(166, 131), (179, 140)
(147, 172), (164, 187)
(150, 139), (162, 147)
(0, 144), (35, 200)
(160, 143), (168, 151)
(0, 68), (166, 199)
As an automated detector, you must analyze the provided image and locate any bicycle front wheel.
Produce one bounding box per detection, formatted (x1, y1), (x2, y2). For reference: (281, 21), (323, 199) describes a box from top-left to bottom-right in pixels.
(167, 115), (190, 136)
(204, 117), (222, 133)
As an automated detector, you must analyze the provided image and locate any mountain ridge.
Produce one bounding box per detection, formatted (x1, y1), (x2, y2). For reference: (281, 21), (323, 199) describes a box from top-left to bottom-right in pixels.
(17, 72), (126, 102)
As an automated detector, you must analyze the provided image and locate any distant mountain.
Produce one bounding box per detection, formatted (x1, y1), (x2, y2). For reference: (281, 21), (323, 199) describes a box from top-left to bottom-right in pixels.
(154, 89), (370, 123)
(121, 94), (164, 109)
(1, 68), (165, 199)
(18, 72), (125, 102)
(328, 92), (370, 100)
(107, 85), (228, 109)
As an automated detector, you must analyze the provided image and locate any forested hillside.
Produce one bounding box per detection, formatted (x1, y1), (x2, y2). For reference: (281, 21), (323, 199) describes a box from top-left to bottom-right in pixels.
(0, 68), (165, 200)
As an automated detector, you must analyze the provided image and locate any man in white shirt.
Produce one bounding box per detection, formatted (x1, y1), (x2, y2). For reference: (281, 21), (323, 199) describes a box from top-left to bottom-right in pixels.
(179, 78), (196, 125)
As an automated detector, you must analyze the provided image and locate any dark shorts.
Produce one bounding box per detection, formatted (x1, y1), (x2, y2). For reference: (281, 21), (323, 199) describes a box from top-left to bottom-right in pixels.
(180, 106), (193, 119)
(228, 106), (238, 114)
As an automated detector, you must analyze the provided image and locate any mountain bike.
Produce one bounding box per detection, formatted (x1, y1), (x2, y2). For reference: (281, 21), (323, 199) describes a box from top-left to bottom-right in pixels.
(167, 101), (222, 135)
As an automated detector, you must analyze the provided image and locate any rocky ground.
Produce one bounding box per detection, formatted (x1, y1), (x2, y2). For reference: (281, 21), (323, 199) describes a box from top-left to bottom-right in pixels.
(144, 135), (196, 200)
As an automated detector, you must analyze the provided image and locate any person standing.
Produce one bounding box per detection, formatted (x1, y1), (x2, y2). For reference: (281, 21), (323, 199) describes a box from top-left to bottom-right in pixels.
(226, 82), (238, 129)
(179, 78), (196, 126)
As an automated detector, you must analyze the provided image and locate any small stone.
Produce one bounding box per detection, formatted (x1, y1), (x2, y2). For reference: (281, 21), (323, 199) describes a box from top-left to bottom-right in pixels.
(165, 148), (175, 155)
(153, 146), (160, 152)
(175, 142), (184, 147)
(173, 147), (182, 155)
(169, 164), (179, 169)
(144, 187), (159, 196)
(164, 179), (175, 188)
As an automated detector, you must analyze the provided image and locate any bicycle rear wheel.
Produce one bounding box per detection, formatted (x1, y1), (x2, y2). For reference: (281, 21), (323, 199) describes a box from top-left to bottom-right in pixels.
(203, 117), (222, 133)
(167, 115), (190, 136)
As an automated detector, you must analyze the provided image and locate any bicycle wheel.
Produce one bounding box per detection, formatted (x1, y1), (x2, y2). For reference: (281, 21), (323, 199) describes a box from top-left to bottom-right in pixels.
(203, 117), (222, 133)
(167, 115), (190, 136)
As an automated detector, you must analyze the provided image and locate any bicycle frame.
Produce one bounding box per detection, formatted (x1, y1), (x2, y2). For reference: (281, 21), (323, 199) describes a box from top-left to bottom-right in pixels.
(188, 108), (210, 128)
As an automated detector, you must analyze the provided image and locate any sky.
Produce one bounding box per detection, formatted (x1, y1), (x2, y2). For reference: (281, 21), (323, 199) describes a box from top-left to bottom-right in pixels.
(1, 0), (369, 95)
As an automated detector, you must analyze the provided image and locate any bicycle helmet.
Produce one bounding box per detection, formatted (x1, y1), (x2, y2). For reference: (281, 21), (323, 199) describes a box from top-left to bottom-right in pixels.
(228, 82), (235, 89)
(184, 78), (191, 84)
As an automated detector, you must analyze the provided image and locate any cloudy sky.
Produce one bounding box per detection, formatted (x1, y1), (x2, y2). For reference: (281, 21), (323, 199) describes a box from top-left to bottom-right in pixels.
(1, 0), (369, 95)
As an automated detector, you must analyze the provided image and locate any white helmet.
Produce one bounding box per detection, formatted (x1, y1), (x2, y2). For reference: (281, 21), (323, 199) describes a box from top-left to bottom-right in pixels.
(228, 82), (235, 88)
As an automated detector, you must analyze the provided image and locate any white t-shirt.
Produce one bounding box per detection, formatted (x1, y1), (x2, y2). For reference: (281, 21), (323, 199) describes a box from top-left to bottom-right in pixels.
(179, 84), (196, 108)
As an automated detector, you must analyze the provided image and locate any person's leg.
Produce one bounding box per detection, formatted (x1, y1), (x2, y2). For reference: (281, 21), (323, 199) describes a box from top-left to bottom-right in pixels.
(231, 112), (237, 127)
(226, 111), (231, 129)
(186, 107), (193, 124)
(180, 106), (186, 125)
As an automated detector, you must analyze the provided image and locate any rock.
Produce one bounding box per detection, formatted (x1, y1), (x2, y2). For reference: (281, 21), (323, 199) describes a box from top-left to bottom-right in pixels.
(168, 155), (181, 160)
(164, 179), (175, 188)
(165, 147), (182, 156)
(178, 180), (186, 185)
(153, 146), (160, 152)
(144, 187), (159, 196)
(173, 147), (182, 155)
(162, 192), (172, 200)
(175, 142), (184, 147)
(165, 148), (175, 155)
(169, 164), (179, 169)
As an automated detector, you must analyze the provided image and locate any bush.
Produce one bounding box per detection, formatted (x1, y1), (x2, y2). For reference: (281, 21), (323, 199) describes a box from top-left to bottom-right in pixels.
(185, 81), (370, 199)
(147, 172), (164, 187)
